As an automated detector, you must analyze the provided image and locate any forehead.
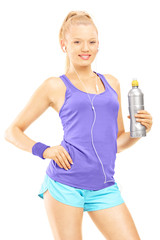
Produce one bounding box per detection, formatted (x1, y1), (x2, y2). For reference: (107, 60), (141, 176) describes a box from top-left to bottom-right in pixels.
(67, 24), (97, 40)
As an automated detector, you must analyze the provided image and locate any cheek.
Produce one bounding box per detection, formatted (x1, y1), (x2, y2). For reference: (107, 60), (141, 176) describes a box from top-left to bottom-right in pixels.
(90, 46), (98, 53)
(90, 47), (98, 57)
(69, 46), (79, 55)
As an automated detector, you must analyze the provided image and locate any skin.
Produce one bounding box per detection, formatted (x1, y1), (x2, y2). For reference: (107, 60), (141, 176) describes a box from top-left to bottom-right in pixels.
(5, 23), (153, 240)
(61, 24), (99, 78)
(45, 24), (152, 240)
(60, 23), (152, 135)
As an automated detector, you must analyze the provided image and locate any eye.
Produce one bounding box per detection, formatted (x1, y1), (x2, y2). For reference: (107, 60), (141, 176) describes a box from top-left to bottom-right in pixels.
(74, 41), (96, 44)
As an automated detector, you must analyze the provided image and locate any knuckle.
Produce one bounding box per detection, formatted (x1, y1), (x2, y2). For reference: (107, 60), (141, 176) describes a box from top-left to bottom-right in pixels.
(62, 160), (67, 166)
(59, 158), (63, 163)
(66, 152), (70, 158)
(65, 160), (70, 168)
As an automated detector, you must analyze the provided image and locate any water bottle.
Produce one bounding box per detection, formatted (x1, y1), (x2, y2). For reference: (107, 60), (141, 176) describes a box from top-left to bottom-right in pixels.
(128, 79), (146, 138)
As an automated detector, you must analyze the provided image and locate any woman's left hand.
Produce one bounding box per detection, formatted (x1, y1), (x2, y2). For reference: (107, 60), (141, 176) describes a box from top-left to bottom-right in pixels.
(127, 110), (153, 133)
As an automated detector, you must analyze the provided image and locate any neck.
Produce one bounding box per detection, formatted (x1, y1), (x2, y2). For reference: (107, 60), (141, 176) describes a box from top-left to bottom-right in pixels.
(66, 64), (95, 79)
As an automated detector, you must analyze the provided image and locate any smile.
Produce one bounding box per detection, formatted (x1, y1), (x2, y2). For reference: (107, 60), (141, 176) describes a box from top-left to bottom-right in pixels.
(79, 55), (91, 60)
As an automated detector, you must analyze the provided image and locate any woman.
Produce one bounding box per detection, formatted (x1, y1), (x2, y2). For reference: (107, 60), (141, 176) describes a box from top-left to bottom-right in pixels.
(5, 11), (153, 240)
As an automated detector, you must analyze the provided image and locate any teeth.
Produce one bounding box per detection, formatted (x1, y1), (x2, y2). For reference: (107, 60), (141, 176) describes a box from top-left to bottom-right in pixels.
(80, 55), (90, 58)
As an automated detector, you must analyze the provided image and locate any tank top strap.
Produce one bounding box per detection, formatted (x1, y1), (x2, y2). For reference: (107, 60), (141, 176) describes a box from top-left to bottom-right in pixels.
(59, 74), (71, 89)
(98, 73), (118, 97)
(59, 72), (115, 96)
(59, 74), (77, 93)
(60, 72), (108, 94)
(94, 72), (108, 90)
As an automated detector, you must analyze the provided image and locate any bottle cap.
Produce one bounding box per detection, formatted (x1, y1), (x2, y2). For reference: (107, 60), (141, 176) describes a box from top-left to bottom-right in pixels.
(132, 80), (139, 87)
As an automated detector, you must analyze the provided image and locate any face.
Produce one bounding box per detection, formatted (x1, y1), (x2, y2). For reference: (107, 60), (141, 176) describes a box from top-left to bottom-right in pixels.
(61, 24), (99, 67)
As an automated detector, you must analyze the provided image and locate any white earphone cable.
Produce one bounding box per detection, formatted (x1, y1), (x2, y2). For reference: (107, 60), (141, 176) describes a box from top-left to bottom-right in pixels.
(66, 50), (114, 184)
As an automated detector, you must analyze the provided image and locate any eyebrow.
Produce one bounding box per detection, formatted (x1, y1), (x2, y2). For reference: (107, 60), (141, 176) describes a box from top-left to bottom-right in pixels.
(72, 38), (96, 40)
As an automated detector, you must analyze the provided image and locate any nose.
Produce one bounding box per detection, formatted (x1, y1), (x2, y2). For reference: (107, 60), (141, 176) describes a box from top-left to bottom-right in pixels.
(81, 42), (90, 51)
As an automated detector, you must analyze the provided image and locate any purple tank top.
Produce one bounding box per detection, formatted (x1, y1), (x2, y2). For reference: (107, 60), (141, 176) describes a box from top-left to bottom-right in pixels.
(46, 71), (119, 190)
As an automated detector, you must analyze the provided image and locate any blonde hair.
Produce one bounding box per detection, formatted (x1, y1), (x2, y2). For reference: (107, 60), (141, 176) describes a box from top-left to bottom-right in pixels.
(59, 11), (98, 73)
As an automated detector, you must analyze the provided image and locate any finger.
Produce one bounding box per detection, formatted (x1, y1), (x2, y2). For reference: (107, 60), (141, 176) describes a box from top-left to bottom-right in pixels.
(66, 151), (73, 164)
(59, 152), (71, 170)
(136, 118), (152, 123)
(64, 158), (71, 169)
(135, 114), (151, 119)
(54, 152), (67, 170)
(139, 119), (150, 127)
(137, 110), (149, 114)
(50, 149), (64, 168)
(56, 152), (69, 170)
(61, 146), (73, 166)
(54, 156), (64, 168)
(140, 121), (150, 129)
(61, 147), (73, 164)
(60, 151), (71, 169)
(136, 110), (152, 120)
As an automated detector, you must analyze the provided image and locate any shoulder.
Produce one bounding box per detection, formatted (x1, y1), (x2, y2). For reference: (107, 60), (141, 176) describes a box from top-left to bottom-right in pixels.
(44, 76), (66, 93)
(44, 76), (62, 87)
(43, 76), (66, 106)
(103, 74), (120, 95)
(103, 74), (119, 85)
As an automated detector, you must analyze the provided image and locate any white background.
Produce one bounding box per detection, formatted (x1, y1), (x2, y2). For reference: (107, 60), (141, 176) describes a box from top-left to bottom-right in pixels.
(1, 0), (160, 239)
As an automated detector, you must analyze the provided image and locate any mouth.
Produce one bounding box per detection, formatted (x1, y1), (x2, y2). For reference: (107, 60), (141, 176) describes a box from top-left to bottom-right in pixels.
(78, 54), (91, 60)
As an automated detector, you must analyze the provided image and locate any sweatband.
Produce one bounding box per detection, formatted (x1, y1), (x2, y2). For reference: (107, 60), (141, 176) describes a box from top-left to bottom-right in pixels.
(32, 142), (50, 159)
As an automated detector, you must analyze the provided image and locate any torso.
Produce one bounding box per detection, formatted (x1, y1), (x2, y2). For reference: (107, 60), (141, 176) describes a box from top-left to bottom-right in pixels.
(49, 74), (118, 114)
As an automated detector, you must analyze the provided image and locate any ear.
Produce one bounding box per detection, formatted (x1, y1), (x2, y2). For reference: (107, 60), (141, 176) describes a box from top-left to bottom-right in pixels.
(97, 40), (99, 53)
(60, 39), (66, 53)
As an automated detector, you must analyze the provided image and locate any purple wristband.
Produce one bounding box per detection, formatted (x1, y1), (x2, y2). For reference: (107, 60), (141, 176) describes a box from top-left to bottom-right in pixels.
(32, 142), (50, 159)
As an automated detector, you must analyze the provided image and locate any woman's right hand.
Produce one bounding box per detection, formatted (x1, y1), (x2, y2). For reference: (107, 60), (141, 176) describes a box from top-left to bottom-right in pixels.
(43, 145), (73, 170)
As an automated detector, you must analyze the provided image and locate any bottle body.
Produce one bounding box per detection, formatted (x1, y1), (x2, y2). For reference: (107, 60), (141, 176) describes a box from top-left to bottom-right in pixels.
(128, 82), (146, 138)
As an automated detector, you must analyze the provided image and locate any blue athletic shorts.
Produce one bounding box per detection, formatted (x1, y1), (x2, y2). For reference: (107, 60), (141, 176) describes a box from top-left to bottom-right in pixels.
(38, 174), (125, 212)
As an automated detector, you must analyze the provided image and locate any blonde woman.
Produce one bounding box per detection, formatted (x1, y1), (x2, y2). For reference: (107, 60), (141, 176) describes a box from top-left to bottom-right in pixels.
(5, 11), (153, 240)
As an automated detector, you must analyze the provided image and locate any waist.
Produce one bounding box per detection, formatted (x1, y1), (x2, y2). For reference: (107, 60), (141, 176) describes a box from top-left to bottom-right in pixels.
(60, 139), (117, 157)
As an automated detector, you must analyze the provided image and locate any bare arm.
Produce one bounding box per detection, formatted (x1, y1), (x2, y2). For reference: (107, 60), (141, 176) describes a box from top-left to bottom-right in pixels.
(4, 77), (55, 154)
(117, 132), (141, 153)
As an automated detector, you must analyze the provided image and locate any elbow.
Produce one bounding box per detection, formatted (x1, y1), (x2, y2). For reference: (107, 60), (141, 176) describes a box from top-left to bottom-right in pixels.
(4, 126), (17, 143)
(117, 149), (123, 154)
(4, 128), (9, 140)
(117, 147), (120, 153)
(117, 149), (121, 154)
(117, 146), (124, 154)
(4, 127), (12, 142)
